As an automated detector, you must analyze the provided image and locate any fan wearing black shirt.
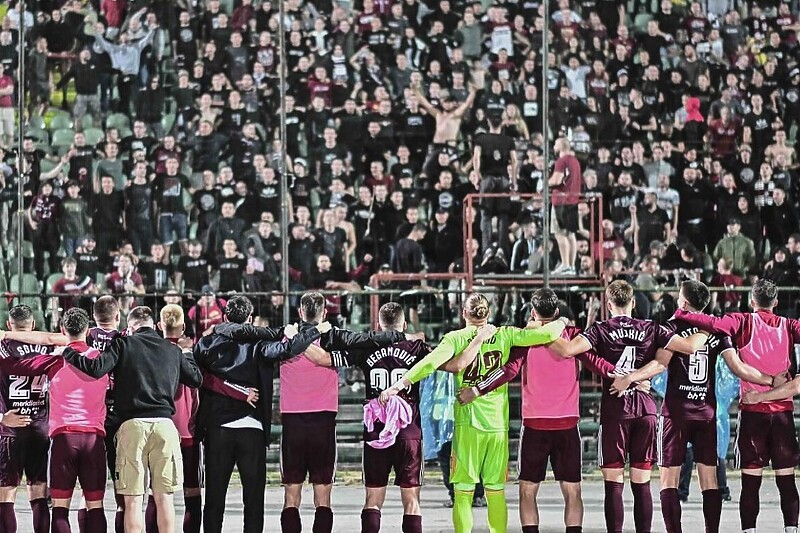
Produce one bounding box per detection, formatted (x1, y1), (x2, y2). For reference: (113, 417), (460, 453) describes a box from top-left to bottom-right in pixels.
(153, 157), (196, 257)
(125, 161), (155, 256)
(192, 171), (220, 246)
(139, 241), (174, 310)
(313, 128), (351, 188)
(91, 176), (125, 265)
(633, 191), (671, 256)
(175, 241), (211, 294)
(216, 239), (246, 293)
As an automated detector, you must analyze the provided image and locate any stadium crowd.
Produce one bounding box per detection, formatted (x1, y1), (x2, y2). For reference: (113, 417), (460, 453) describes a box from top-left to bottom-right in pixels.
(0, 0), (800, 329)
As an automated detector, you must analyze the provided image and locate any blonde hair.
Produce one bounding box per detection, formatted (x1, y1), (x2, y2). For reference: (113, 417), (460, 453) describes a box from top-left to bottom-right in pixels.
(464, 293), (490, 322)
(160, 304), (185, 331)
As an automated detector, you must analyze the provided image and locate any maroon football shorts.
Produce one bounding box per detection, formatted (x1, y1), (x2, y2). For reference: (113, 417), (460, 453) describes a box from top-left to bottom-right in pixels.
(736, 410), (799, 470)
(0, 425), (49, 487)
(362, 439), (423, 488)
(658, 416), (717, 467)
(280, 412), (336, 485)
(518, 426), (582, 483)
(49, 432), (107, 501)
(181, 441), (203, 489)
(598, 415), (657, 469)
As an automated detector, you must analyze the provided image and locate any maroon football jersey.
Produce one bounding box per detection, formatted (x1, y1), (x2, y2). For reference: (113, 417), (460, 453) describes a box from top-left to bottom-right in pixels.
(332, 339), (431, 441)
(88, 326), (122, 425)
(580, 315), (674, 421)
(661, 319), (734, 421)
(0, 339), (54, 436)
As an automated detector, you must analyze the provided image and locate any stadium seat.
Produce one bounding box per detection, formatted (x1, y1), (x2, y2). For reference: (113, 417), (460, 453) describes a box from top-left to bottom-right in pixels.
(80, 114), (95, 130)
(634, 13), (653, 33)
(83, 127), (105, 146)
(51, 128), (76, 156)
(10, 273), (39, 295)
(24, 127), (48, 145)
(27, 115), (45, 131)
(106, 113), (131, 132)
(48, 112), (74, 132)
(45, 273), (62, 293)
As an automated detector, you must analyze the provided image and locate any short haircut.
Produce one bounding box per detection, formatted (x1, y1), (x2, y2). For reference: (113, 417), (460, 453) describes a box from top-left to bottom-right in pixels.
(61, 257), (77, 267)
(62, 308), (90, 336)
(680, 280), (710, 312)
(300, 292), (325, 321)
(379, 302), (404, 329)
(225, 295), (254, 324)
(606, 280), (634, 308)
(464, 293), (490, 321)
(127, 306), (155, 328)
(160, 304), (184, 331)
(8, 305), (33, 328)
(488, 114), (503, 129)
(752, 279), (778, 308)
(94, 295), (119, 324)
(412, 222), (427, 233)
(530, 288), (559, 319)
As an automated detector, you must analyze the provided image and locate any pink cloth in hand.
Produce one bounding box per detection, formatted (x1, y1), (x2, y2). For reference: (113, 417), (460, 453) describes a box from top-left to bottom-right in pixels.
(363, 396), (413, 449)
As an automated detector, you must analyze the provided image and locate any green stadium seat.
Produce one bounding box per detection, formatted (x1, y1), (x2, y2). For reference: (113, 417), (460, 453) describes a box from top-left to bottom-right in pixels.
(83, 127), (104, 146)
(45, 273), (62, 293)
(106, 113), (130, 132)
(48, 112), (74, 132)
(51, 128), (76, 152)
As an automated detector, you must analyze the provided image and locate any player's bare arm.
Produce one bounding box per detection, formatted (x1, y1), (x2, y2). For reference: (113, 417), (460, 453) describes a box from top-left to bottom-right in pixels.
(721, 348), (782, 388)
(303, 342), (334, 367)
(549, 334), (592, 359)
(0, 329), (68, 345)
(439, 324), (497, 373)
(742, 375), (800, 404)
(609, 350), (671, 396)
(664, 332), (708, 355)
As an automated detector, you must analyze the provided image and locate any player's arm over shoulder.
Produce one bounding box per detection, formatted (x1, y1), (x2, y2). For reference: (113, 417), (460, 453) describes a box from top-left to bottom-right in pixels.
(509, 318), (567, 347)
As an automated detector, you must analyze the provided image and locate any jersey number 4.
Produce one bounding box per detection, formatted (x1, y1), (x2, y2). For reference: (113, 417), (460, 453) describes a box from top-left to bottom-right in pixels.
(616, 346), (636, 374)
(9, 375), (47, 399)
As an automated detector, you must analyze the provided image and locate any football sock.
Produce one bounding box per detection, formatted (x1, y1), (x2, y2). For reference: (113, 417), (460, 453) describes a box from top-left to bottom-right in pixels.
(740, 473), (762, 530)
(183, 495), (202, 533)
(361, 509), (381, 533)
(313, 506), (333, 533)
(566, 527), (583, 533)
(521, 527), (539, 533)
(401, 514), (422, 533)
(30, 498), (50, 533)
(77, 508), (87, 533)
(660, 488), (682, 533)
(631, 481), (653, 533)
(280, 507), (302, 533)
(145, 495), (158, 533)
(777, 474), (799, 527)
(702, 489), (722, 533)
(51, 507), (70, 533)
(453, 488), (475, 533)
(87, 508), (107, 533)
(0, 502), (15, 533)
(604, 481), (624, 533)
(486, 488), (508, 533)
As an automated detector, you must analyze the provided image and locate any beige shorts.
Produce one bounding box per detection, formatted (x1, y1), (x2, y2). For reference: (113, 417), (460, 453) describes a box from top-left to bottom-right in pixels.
(0, 107), (13, 137)
(114, 418), (183, 496)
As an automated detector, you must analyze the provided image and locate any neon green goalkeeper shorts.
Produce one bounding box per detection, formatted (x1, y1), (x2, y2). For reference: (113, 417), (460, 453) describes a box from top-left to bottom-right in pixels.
(450, 424), (509, 487)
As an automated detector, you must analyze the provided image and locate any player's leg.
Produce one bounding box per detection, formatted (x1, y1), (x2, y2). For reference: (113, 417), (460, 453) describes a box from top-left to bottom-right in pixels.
(736, 411), (768, 532)
(308, 414), (337, 533)
(202, 426), (237, 533)
(629, 415), (657, 533)
(552, 427), (584, 533)
(361, 441), (391, 533)
(658, 416), (686, 533)
(116, 420), (153, 533)
(50, 433), (79, 533)
(481, 431), (510, 533)
(25, 426), (51, 533)
(517, 426), (554, 531)
(395, 440), (423, 533)
(0, 433), (20, 533)
(145, 420), (183, 533)
(233, 429), (267, 533)
(73, 431), (108, 533)
(692, 420), (722, 533)
(770, 412), (800, 532)
(280, 414), (306, 533)
(599, 422), (627, 533)
(181, 441), (202, 533)
(451, 425), (481, 533)
(104, 427), (126, 533)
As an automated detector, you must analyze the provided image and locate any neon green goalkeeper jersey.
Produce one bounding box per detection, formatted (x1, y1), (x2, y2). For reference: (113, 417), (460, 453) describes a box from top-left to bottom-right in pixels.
(405, 322), (564, 432)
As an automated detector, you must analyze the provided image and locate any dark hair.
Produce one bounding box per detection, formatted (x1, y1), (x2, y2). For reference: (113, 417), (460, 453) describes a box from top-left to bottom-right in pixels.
(61, 256), (77, 267)
(225, 295), (254, 324)
(530, 288), (559, 319)
(752, 279), (778, 308)
(127, 306), (155, 326)
(62, 308), (90, 336)
(8, 305), (33, 328)
(680, 280), (710, 311)
(412, 222), (427, 233)
(93, 295), (119, 324)
(300, 291), (325, 321)
(379, 302), (404, 329)
(606, 280), (634, 307)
